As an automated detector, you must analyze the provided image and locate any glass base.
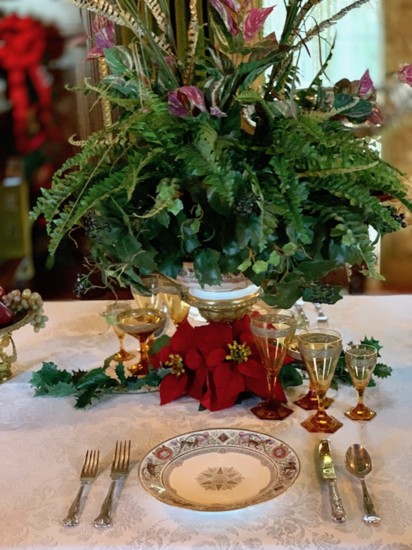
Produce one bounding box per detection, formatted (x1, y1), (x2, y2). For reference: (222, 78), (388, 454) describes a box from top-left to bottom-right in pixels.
(113, 349), (136, 362)
(294, 388), (333, 410)
(128, 362), (149, 377)
(251, 399), (294, 420)
(301, 410), (343, 433)
(345, 404), (376, 421)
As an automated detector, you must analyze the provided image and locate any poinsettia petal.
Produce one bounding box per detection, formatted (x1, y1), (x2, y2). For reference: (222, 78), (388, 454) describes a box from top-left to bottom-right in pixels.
(201, 363), (245, 411)
(159, 373), (188, 405)
(187, 366), (208, 400)
(243, 7), (274, 42)
(206, 347), (227, 367)
(169, 319), (196, 355)
(185, 348), (204, 370)
(194, 322), (232, 355)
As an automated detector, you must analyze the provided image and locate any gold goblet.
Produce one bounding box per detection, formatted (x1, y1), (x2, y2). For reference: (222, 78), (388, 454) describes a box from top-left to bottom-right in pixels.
(102, 302), (136, 362)
(116, 308), (166, 377)
(250, 310), (296, 420)
(298, 328), (343, 433)
(288, 334), (334, 410)
(344, 344), (377, 421)
(130, 276), (164, 310)
(159, 287), (190, 327)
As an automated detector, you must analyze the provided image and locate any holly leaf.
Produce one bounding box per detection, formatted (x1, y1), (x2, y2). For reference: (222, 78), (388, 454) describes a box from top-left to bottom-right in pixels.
(30, 362), (74, 395)
(360, 336), (383, 355)
(280, 363), (304, 388)
(373, 362), (392, 379)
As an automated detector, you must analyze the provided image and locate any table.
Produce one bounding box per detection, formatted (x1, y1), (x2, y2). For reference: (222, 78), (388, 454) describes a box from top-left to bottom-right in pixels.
(1, 295), (411, 549)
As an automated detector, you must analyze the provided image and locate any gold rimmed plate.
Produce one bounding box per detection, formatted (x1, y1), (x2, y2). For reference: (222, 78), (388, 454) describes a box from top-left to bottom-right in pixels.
(138, 428), (300, 511)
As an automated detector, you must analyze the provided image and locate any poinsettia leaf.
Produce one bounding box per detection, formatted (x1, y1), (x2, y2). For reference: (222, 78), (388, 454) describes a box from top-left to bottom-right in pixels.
(149, 334), (170, 355)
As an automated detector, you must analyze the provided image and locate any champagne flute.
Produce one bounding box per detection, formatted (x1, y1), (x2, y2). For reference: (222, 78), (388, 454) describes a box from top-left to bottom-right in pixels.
(250, 310), (296, 420)
(102, 302), (136, 362)
(344, 344), (377, 421)
(298, 328), (343, 433)
(116, 308), (166, 377)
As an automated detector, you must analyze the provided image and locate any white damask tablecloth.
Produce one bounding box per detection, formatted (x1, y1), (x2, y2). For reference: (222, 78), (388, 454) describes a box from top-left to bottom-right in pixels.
(0, 295), (411, 550)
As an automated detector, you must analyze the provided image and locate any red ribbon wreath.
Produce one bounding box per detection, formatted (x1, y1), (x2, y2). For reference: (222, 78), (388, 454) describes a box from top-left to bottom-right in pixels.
(0, 14), (57, 154)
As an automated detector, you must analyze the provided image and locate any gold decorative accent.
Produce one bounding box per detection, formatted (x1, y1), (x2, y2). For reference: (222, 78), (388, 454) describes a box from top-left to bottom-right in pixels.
(184, 287), (263, 322)
(0, 311), (34, 383)
(97, 57), (112, 129)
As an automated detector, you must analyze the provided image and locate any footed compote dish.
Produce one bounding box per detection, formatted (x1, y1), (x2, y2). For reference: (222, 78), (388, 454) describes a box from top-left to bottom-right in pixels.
(116, 308), (166, 377)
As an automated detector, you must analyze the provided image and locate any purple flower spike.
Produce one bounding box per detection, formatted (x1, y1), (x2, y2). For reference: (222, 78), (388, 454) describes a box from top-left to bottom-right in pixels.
(87, 18), (115, 59)
(243, 6), (274, 42)
(398, 64), (412, 87)
(168, 86), (207, 117)
(358, 69), (374, 98)
(210, 0), (239, 36)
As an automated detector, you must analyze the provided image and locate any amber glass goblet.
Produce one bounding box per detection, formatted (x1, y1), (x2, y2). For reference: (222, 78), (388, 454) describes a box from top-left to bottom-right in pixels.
(344, 344), (377, 421)
(102, 302), (136, 362)
(298, 329), (343, 433)
(116, 308), (166, 377)
(130, 276), (164, 310)
(250, 310), (296, 420)
(159, 287), (190, 327)
(289, 334), (333, 410)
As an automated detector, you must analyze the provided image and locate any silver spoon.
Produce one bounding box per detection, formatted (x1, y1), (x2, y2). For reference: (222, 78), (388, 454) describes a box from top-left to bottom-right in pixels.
(345, 444), (381, 524)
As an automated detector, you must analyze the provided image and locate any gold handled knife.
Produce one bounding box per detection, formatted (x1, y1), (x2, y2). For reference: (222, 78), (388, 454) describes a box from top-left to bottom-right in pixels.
(318, 439), (347, 523)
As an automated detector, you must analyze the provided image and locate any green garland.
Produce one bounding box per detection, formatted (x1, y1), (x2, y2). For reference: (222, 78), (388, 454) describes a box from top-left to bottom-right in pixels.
(29, 336), (391, 409)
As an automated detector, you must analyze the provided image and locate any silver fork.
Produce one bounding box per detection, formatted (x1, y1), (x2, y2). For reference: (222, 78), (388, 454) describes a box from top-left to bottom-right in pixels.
(94, 440), (131, 528)
(63, 449), (100, 527)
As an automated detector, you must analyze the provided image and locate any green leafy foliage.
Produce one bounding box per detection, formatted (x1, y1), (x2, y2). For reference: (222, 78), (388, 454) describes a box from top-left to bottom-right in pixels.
(30, 361), (165, 408)
(31, 0), (412, 307)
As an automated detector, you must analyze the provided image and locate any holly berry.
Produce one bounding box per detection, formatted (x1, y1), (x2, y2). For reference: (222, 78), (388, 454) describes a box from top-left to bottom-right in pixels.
(0, 302), (14, 327)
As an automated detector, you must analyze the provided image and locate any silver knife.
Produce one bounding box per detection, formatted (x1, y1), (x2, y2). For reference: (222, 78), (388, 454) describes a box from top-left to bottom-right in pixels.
(318, 439), (347, 523)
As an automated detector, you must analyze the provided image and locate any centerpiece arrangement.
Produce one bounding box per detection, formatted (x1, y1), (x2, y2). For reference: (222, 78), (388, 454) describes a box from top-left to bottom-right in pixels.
(32, 0), (412, 307)
(29, 0), (408, 412)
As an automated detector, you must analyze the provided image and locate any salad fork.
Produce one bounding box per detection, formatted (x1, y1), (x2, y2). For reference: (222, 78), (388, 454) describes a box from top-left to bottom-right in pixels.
(94, 440), (131, 528)
(63, 449), (100, 527)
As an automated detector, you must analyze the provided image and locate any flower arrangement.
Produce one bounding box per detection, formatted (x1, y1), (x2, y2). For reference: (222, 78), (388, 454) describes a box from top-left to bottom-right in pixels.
(32, 0), (412, 307)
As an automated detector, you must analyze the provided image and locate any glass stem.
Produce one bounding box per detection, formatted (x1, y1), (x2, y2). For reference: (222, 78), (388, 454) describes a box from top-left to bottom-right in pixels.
(357, 388), (365, 406)
(317, 391), (326, 413)
(267, 372), (278, 402)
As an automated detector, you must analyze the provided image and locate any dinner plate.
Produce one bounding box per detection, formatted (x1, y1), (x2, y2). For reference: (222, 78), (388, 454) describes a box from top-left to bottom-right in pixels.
(138, 428), (300, 511)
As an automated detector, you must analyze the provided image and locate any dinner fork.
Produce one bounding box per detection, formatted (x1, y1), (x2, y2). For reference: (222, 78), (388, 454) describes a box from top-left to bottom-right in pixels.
(94, 440), (131, 528)
(62, 449), (100, 527)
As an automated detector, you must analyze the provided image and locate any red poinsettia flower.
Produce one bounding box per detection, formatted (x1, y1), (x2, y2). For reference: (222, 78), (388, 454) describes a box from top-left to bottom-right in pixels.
(150, 314), (289, 411)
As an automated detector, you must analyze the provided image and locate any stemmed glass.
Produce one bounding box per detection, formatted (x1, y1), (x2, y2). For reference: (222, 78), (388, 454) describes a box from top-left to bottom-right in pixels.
(250, 310), (297, 420)
(344, 344), (378, 421)
(298, 328), (343, 433)
(116, 308), (166, 377)
(130, 276), (164, 310)
(159, 287), (190, 327)
(102, 302), (136, 362)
